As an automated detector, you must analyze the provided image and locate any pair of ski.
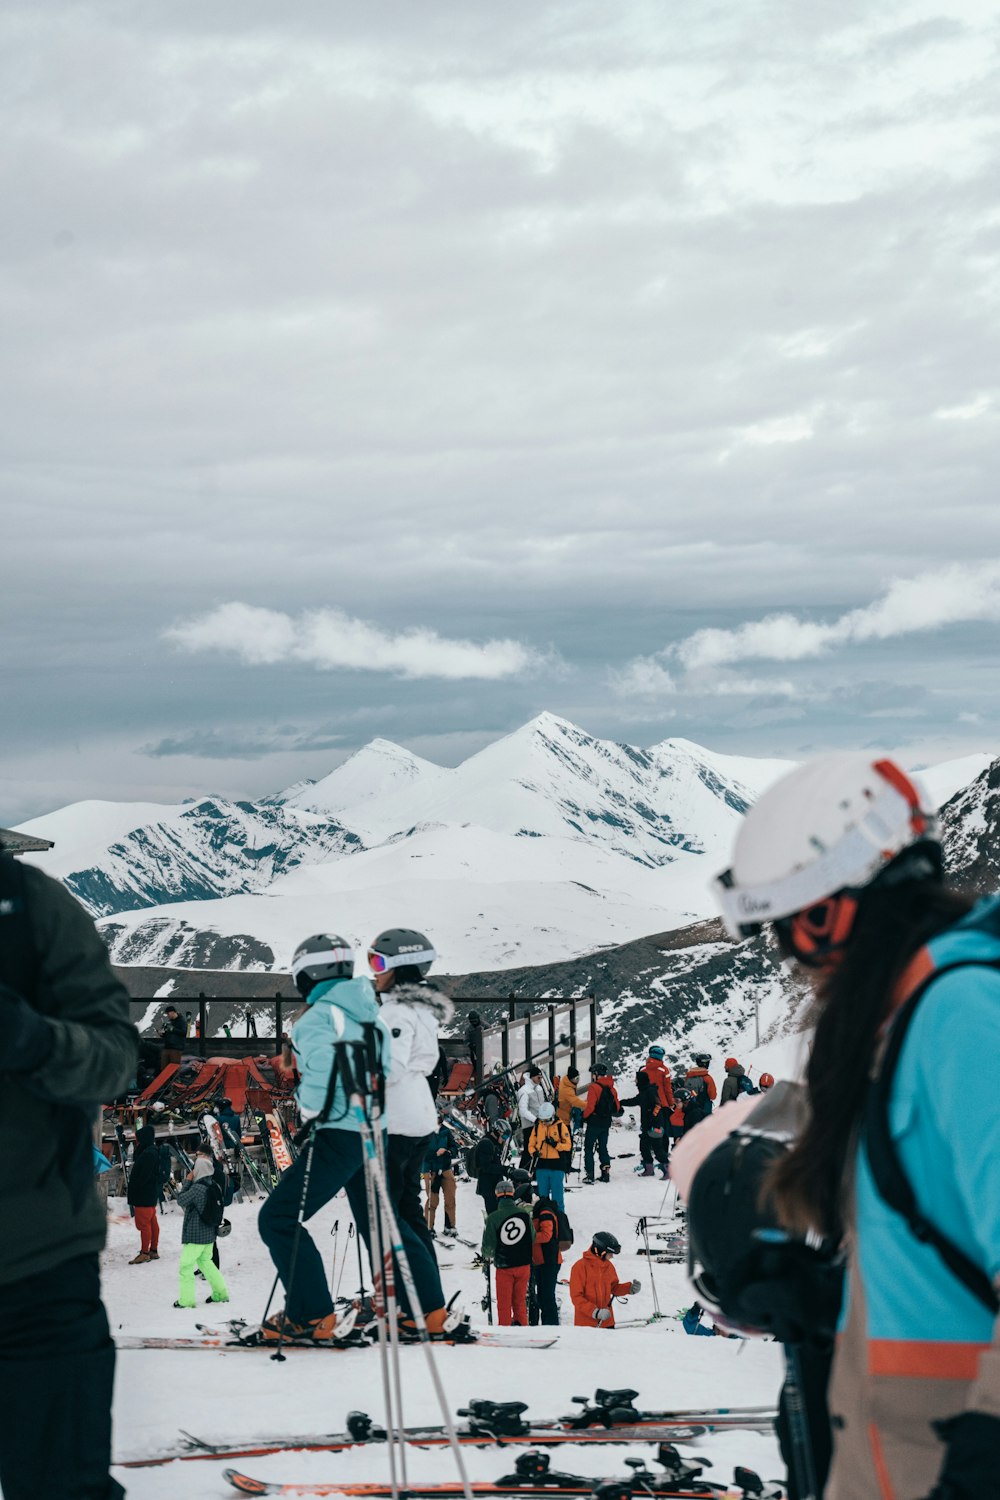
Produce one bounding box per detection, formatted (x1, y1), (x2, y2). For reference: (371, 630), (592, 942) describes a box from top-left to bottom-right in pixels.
(222, 1442), (781, 1497)
(116, 1316), (555, 1355)
(121, 1392), (777, 1468)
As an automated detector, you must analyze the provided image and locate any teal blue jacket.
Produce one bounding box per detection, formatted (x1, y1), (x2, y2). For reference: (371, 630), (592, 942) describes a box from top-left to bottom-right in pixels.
(292, 976), (391, 1133)
(828, 897), (1000, 1497)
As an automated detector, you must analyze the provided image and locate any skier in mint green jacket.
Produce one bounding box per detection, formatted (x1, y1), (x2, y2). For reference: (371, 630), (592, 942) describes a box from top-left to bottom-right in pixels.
(257, 933), (392, 1344)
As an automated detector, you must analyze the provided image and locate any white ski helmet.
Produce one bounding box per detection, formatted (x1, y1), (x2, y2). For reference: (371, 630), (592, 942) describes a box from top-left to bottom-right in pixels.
(291, 933), (354, 994)
(713, 754), (940, 962)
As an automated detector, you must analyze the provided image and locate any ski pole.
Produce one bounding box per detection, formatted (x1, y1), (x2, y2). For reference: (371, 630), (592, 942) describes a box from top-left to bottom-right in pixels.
(329, 1219), (340, 1300)
(336, 1223), (354, 1299)
(484, 1258), (493, 1325)
(372, 1113), (408, 1491)
(638, 1217), (662, 1320)
(783, 1343), (819, 1500)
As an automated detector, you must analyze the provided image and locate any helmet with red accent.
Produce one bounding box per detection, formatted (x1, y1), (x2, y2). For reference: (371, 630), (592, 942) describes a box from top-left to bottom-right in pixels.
(712, 753), (941, 967)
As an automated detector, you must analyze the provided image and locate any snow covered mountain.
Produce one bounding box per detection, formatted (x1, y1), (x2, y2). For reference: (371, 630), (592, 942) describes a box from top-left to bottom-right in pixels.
(941, 757), (1000, 893)
(21, 797), (362, 916)
(14, 714), (995, 975)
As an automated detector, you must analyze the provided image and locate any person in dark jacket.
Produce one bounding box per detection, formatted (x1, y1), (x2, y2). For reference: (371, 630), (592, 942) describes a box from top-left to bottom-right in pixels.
(159, 1004), (186, 1066)
(0, 847), (137, 1500)
(621, 1069), (670, 1177)
(582, 1064), (621, 1183)
(127, 1123), (163, 1262)
(215, 1097), (243, 1149)
(530, 1195), (563, 1326)
(719, 1056), (758, 1103)
(174, 1150), (229, 1308)
(474, 1123), (506, 1214)
(422, 1117), (457, 1236)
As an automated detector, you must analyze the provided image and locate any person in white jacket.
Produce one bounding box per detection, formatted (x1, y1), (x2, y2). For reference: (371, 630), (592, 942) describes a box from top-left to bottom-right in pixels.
(516, 1066), (547, 1168)
(368, 928), (455, 1313)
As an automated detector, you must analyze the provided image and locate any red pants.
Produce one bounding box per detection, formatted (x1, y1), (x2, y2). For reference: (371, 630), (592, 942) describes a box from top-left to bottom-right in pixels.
(134, 1206), (159, 1253)
(495, 1265), (530, 1326)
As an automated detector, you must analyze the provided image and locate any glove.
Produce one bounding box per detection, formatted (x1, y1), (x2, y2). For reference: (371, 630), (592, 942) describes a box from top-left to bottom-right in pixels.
(594, 1308), (612, 1324)
(923, 1412), (1000, 1499)
(629, 1278), (641, 1295)
(0, 984), (54, 1074)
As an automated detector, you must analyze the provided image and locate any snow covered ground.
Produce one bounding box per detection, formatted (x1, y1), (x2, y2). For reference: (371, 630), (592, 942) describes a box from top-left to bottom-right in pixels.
(105, 1120), (786, 1497)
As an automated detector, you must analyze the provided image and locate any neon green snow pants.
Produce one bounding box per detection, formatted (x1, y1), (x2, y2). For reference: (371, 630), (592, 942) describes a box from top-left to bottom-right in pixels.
(177, 1243), (229, 1307)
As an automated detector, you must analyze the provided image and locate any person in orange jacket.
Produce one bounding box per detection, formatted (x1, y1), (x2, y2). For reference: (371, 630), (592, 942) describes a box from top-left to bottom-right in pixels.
(642, 1046), (675, 1110)
(569, 1232), (639, 1328)
(555, 1067), (588, 1129)
(682, 1052), (716, 1130)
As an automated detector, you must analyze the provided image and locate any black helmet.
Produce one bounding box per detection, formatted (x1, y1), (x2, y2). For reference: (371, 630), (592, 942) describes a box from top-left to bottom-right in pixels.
(592, 1060), (608, 1075)
(219, 1097), (232, 1109)
(693, 1052), (712, 1068)
(368, 928), (436, 978)
(291, 934), (354, 996)
(508, 1167), (531, 1183)
(592, 1231), (621, 1256)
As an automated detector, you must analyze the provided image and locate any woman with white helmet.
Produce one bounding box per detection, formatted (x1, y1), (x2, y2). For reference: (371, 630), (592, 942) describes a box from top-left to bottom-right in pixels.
(714, 753), (1000, 1500)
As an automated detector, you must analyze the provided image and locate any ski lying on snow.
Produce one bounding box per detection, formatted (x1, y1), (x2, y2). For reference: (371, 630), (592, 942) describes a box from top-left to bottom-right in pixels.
(221, 1445), (782, 1498)
(121, 1398), (777, 1467)
(115, 1330), (556, 1353)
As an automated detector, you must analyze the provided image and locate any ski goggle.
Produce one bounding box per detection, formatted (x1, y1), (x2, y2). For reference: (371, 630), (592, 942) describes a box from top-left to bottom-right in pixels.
(367, 947), (436, 974)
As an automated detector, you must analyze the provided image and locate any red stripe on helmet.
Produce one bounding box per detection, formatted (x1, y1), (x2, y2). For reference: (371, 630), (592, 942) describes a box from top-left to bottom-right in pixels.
(873, 758), (928, 836)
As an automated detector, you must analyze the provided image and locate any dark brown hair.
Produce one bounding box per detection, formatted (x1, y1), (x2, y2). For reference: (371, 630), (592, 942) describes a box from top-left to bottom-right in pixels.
(768, 880), (975, 1239)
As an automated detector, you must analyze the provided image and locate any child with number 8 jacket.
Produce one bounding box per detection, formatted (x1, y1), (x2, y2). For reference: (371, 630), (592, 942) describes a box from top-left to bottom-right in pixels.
(481, 1178), (535, 1326)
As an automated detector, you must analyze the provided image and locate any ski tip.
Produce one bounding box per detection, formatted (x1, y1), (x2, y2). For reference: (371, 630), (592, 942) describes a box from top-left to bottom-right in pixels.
(223, 1471), (278, 1495)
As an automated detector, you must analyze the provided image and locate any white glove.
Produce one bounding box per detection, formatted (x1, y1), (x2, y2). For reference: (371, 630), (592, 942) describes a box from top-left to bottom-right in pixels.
(629, 1278), (641, 1294)
(594, 1308), (612, 1324)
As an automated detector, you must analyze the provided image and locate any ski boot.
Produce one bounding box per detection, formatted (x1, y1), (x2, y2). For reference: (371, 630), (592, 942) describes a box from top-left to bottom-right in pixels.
(583, 1174), (595, 1184)
(260, 1306), (358, 1344)
(636, 1164), (655, 1177)
(442, 1225), (458, 1238)
(398, 1303), (478, 1343)
(129, 1252), (151, 1264)
(659, 1164), (670, 1180)
(599, 1165), (610, 1184)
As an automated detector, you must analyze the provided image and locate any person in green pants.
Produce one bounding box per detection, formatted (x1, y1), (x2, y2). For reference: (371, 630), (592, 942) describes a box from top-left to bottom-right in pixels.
(174, 1150), (229, 1308)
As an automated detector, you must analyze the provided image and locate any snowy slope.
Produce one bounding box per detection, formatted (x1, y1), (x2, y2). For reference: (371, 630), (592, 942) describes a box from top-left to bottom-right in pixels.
(15, 799), (185, 879)
(98, 825), (706, 972)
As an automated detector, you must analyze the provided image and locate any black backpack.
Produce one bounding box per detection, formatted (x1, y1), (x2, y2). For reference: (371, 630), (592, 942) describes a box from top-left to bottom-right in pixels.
(556, 1207), (574, 1253)
(198, 1178), (226, 1231)
(591, 1084), (616, 1122)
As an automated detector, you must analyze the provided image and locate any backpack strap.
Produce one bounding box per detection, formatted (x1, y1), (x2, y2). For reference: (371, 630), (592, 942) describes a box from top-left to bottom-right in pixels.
(865, 956), (1000, 1314)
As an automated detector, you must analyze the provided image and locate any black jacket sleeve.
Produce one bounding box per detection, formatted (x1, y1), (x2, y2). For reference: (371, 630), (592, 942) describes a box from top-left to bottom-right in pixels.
(22, 865), (138, 1102)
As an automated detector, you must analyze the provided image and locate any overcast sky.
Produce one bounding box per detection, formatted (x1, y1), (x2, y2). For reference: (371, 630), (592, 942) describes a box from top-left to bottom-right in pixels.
(5, 0), (1000, 824)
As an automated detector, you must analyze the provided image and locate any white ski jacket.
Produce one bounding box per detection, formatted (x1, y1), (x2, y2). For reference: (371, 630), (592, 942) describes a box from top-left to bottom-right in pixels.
(517, 1079), (546, 1129)
(379, 983), (454, 1139)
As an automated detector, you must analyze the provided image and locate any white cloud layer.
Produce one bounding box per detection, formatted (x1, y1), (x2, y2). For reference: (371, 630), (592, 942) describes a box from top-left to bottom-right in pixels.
(673, 562), (1000, 671)
(167, 602), (547, 681)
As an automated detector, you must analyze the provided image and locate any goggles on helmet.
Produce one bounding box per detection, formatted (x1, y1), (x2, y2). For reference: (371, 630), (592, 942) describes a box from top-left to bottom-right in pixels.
(367, 947), (437, 975)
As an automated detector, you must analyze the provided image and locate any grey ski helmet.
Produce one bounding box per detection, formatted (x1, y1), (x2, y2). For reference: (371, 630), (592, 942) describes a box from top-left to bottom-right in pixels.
(291, 934), (354, 996)
(693, 1052), (712, 1068)
(368, 928), (436, 978)
(591, 1231), (621, 1256)
(496, 1178), (515, 1196)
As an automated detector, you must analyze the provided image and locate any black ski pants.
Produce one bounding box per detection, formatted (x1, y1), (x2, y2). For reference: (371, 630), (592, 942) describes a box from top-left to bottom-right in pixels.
(0, 1253), (123, 1500)
(258, 1127), (445, 1325)
(388, 1133), (437, 1262)
(531, 1261), (560, 1325)
(583, 1120), (610, 1177)
(639, 1130), (669, 1166)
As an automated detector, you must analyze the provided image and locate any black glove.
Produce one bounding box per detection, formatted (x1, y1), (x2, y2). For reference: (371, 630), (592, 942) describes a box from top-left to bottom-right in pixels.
(924, 1412), (1000, 1499)
(0, 984), (54, 1074)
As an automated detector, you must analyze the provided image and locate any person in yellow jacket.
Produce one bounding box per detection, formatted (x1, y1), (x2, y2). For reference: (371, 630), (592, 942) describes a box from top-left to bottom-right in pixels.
(527, 1102), (572, 1210)
(556, 1066), (587, 1130)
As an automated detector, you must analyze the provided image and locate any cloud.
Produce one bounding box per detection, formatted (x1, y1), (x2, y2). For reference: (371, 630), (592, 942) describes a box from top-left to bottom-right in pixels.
(166, 602), (549, 681)
(143, 724), (346, 760)
(673, 562), (1000, 671)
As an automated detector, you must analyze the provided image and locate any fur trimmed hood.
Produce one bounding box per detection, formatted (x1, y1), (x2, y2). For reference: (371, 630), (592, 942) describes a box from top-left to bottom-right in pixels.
(386, 981), (454, 1027)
